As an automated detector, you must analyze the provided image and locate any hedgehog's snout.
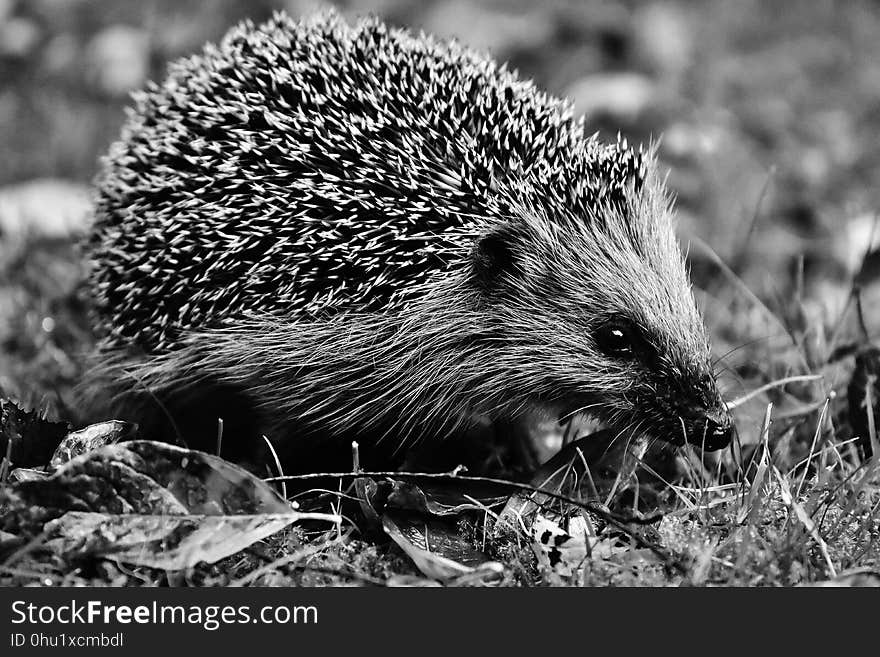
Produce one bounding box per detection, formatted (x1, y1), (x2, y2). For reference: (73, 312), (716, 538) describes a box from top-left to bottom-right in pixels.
(655, 403), (732, 451)
(690, 407), (733, 451)
(655, 375), (733, 451)
(677, 374), (734, 451)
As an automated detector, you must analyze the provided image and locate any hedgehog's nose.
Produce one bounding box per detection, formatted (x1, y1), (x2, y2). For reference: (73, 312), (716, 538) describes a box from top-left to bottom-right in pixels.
(695, 411), (733, 451)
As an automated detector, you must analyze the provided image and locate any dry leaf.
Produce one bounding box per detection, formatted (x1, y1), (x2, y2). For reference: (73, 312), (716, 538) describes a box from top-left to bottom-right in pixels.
(382, 514), (500, 584)
(531, 515), (627, 578)
(49, 420), (137, 468)
(496, 430), (646, 537)
(1, 440), (291, 535)
(45, 511), (337, 569)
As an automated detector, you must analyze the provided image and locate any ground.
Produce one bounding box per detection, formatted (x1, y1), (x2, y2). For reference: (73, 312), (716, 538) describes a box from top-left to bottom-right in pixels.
(0, 0), (878, 586)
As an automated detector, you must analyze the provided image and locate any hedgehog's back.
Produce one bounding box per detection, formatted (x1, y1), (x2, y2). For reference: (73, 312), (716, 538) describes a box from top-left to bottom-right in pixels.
(88, 11), (593, 352)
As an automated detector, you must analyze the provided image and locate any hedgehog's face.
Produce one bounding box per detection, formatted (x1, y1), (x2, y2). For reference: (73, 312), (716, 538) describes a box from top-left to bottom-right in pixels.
(586, 313), (732, 451)
(472, 186), (732, 452)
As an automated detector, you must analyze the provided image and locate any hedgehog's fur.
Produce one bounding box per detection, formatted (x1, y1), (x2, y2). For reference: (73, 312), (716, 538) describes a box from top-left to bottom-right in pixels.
(86, 11), (732, 468)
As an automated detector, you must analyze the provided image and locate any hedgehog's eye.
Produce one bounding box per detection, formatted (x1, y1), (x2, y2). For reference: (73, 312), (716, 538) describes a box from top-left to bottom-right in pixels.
(594, 319), (640, 359)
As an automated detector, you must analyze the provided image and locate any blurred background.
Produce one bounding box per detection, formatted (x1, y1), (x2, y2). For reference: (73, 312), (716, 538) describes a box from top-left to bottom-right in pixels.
(1, 0), (879, 454)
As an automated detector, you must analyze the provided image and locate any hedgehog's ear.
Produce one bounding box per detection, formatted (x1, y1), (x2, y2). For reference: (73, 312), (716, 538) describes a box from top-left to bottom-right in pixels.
(472, 226), (518, 289)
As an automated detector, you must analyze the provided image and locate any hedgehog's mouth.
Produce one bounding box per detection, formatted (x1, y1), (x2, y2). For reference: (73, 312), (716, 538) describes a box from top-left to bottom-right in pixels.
(554, 400), (733, 453)
(641, 399), (734, 452)
(671, 409), (733, 452)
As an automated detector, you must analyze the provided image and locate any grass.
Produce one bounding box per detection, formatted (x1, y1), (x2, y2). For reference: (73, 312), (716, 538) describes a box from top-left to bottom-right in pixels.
(1, 0), (879, 586)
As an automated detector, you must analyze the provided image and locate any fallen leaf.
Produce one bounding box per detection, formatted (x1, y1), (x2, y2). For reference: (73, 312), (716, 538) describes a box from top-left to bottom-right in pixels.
(45, 511), (337, 569)
(531, 515), (627, 578)
(1, 440), (291, 535)
(382, 514), (500, 584)
(6, 467), (49, 482)
(49, 421), (137, 468)
(495, 430), (646, 537)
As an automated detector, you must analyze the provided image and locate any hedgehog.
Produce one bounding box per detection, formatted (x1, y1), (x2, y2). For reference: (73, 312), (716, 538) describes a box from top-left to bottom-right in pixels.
(85, 10), (733, 471)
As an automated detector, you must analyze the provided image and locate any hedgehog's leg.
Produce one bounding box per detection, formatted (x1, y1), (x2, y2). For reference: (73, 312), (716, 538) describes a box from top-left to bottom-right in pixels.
(493, 417), (545, 474)
(93, 379), (268, 464)
(79, 351), (272, 467)
(148, 380), (269, 464)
